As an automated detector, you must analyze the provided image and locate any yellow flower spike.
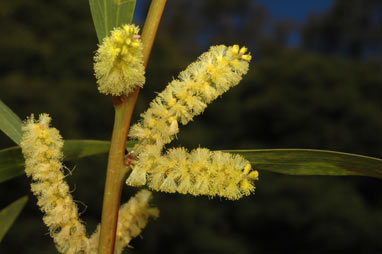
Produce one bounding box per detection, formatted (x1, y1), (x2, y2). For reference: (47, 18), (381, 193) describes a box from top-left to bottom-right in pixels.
(128, 147), (257, 200)
(20, 114), (90, 254)
(94, 24), (145, 96)
(129, 45), (250, 145)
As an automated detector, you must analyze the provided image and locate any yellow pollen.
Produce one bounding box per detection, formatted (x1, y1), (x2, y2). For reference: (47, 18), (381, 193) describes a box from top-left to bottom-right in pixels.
(131, 42), (140, 48)
(144, 129), (152, 137)
(216, 57), (224, 63)
(248, 171), (259, 180)
(241, 54), (251, 61)
(160, 109), (168, 118)
(121, 45), (128, 55)
(231, 45), (240, 55)
(243, 164), (251, 175)
(167, 98), (176, 107)
(239, 47), (248, 54)
(240, 179), (251, 192)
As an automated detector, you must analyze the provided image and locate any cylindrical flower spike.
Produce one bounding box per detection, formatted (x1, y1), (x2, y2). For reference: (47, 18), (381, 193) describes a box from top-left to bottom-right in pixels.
(129, 45), (251, 148)
(127, 145), (259, 200)
(94, 24), (145, 96)
(20, 114), (89, 254)
(89, 190), (159, 254)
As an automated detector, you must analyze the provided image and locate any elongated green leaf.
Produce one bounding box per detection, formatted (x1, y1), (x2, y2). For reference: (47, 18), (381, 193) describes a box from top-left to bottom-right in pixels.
(63, 139), (136, 160)
(0, 196), (28, 243)
(0, 146), (25, 183)
(63, 139), (110, 161)
(89, 0), (136, 42)
(227, 149), (382, 178)
(0, 100), (22, 145)
(0, 140), (115, 183)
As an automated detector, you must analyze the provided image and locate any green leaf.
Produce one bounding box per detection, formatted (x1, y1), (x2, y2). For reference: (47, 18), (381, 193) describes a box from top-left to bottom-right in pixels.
(62, 139), (111, 161)
(0, 100), (22, 145)
(0, 196), (28, 243)
(63, 139), (136, 160)
(227, 149), (382, 178)
(89, 0), (136, 42)
(0, 146), (25, 183)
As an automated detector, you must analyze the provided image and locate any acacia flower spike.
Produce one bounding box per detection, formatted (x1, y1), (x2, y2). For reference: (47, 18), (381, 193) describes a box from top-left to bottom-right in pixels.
(127, 45), (259, 200)
(128, 145), (259, 200)
(129, 45), (251, 147)
(94, 24), (145, 96)
(20, 114), (89, 254)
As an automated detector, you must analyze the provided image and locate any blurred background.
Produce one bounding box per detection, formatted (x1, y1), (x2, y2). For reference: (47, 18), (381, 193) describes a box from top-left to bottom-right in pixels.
(1, 0), (382, 253)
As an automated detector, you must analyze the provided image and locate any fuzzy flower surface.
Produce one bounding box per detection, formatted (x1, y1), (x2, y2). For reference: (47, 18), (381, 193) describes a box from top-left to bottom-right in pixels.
(20, 114), (89, 254)
(89, 189), (159, 254)
(94, 24), (145, 96)
(127, 45), (259, 200)
(129, 44), (251, 147)
(128, 145), (259, 200)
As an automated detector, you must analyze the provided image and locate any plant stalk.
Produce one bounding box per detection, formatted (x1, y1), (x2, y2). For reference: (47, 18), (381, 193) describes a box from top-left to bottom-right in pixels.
(98, 0), (167, 253)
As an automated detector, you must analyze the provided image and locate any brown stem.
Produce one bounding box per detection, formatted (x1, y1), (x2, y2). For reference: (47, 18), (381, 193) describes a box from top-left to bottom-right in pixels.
(97, 98), (130, 254)
(98, 0), (167, 253)
(141, 0), (167, 66)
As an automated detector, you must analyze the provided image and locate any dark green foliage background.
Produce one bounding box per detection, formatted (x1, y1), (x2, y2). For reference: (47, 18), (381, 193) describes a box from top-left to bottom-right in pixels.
(0, 0), (381, 253)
